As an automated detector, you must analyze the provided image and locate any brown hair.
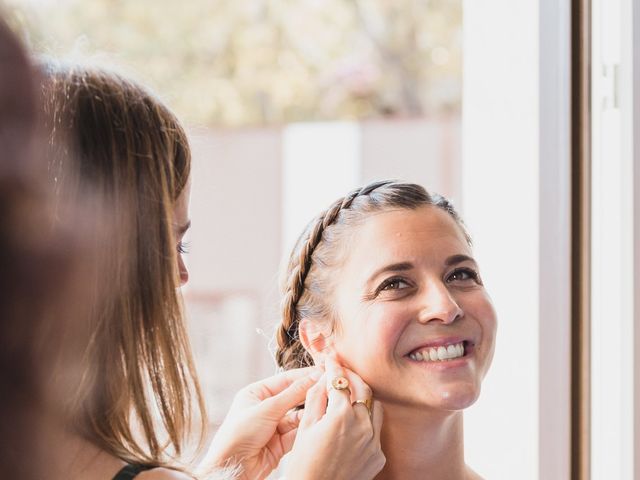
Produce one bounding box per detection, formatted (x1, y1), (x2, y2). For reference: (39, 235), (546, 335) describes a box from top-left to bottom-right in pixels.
(41, 63), (205, 467)
(275, 180), (470, 370)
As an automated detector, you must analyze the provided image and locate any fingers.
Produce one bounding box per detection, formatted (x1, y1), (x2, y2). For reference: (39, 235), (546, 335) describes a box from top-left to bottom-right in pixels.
(276, 408), (302, 435)
(300, 374), (328, 428)
(249, 366), (321, 399)
(260, 370), (323, 419)
(339, 368), (373, 420)
(324, 356), (352, 411)
(278, 427), (299, 457)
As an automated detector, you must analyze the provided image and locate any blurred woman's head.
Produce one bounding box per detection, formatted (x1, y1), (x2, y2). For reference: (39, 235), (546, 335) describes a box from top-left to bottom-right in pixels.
(0, 16), (45, 480)
(0, 17), (93, 479)
(42, 62), (204, 466)
(276, 181), (496, 412)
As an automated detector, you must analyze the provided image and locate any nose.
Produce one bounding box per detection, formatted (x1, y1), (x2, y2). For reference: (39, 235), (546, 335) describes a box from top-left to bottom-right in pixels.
(416, 280), (463, 324)
(178, 255), (189, 286)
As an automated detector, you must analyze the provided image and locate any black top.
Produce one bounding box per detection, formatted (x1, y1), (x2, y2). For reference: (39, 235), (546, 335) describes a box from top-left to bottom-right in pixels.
(112, 464), (154, 480)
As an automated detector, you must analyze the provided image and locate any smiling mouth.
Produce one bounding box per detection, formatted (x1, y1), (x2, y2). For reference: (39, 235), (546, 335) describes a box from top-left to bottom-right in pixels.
(407, 341), (473, 363)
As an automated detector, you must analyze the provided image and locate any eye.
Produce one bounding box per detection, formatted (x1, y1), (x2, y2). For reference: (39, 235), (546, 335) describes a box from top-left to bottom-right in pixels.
(375, 276), (413, 296)
(382, 279), (409, 290)
(447, 267), (480, 284)
(177, 241), (190, 255)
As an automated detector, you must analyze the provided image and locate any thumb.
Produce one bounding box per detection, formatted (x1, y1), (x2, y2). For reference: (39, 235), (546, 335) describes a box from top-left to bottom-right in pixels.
(276, 408), (303, 435)
(260, 372), (321, 419)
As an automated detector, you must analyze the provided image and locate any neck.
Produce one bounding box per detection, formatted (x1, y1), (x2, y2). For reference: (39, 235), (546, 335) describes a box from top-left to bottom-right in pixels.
(375, 403), (466, 480)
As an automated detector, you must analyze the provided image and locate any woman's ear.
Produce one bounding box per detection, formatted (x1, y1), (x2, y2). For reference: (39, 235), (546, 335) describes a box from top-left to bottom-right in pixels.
(299, 318), (334, 363)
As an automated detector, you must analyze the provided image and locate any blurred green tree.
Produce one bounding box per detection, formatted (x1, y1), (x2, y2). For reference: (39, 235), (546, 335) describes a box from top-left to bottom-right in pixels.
(5, 0), (461, 127)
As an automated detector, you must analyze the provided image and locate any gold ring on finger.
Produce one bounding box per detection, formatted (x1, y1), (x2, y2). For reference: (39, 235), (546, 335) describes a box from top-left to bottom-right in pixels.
(330, 376), (350, 392)
(352, 398), (372, 416)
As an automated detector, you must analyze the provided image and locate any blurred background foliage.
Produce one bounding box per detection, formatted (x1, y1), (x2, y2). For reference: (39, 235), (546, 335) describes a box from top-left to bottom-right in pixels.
(4, 0), (461, 127)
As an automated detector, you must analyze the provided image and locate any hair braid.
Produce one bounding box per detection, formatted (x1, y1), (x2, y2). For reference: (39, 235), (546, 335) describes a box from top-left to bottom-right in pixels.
(276, 180), (393, 369)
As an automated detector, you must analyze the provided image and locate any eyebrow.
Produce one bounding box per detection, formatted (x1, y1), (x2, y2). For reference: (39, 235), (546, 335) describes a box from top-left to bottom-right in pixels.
(367, 262), (415, 283)
(444, 254), (477, 267)
(367, 254), (477, 283)
(175, 220), (191, 236)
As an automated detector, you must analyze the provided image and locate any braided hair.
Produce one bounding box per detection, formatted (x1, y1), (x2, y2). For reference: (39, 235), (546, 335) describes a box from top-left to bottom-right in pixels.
(275, 180), (469, 370)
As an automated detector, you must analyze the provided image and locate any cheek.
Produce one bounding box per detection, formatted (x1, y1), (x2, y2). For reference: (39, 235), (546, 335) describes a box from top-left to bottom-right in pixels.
(177, 255), (189, 286)
(334, 302), (409, 373)
(464, 293), (498, 371)
(477, 301), (497, 337)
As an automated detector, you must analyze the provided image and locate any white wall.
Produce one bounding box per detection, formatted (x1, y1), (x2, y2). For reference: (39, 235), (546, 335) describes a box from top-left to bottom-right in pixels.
(282, 122), (361, 254)
(281, 117), (462, 253)
(185, 128), (285, 418)
(462, 0), (541, 478)
(360, 117), (462, 205)
(187, 128), (283, 294)
(538, 0), (572, 477)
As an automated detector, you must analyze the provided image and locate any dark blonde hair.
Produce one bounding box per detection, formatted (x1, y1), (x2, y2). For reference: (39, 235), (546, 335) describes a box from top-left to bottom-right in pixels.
(275, 180), (470, 370)
(42, 63), (205, 467)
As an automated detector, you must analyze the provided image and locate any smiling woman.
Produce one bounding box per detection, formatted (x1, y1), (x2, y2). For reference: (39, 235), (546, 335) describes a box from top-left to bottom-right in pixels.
(276, 180), (496, 479)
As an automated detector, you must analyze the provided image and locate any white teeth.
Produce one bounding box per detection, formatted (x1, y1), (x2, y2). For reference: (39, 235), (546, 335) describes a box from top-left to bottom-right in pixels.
(409, 341), (466, 363)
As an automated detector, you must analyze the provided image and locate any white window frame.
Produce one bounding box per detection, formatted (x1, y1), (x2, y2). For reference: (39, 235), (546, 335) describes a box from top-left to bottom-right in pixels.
(589, 0), (638, 477)
(632, 1), (640, 477)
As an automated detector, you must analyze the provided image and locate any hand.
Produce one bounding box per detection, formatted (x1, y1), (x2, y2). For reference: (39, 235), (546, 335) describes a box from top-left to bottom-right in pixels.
(204, 367), (322, 480)
(283, 357), (385, 480)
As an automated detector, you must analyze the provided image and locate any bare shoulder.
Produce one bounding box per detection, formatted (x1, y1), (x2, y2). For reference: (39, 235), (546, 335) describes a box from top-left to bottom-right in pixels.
(138, 468), (193, 480)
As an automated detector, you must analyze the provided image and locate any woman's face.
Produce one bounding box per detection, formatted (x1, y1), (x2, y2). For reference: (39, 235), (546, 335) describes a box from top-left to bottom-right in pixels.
(329, 206), (497, 411)
(173, 180), (191, 286)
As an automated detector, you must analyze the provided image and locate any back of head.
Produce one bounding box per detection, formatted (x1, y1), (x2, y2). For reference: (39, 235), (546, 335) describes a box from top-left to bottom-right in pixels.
(41, 61), (204, 466)
(43, 62), (190, 203)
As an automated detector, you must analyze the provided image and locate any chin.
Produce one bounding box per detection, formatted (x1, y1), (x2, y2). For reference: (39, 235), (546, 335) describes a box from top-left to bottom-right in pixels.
(427, 382), (481, 411)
